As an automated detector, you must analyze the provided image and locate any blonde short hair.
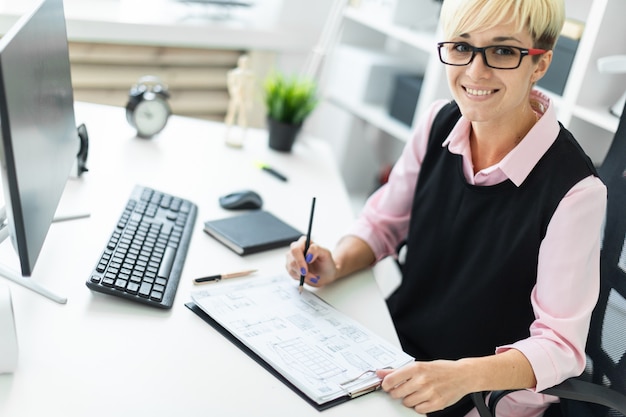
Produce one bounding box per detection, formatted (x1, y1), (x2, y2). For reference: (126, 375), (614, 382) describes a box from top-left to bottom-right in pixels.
(440, 0), (565, 50)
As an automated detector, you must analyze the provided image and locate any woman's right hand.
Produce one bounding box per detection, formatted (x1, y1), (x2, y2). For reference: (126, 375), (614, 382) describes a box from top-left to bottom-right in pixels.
(285, 236), (338, 288)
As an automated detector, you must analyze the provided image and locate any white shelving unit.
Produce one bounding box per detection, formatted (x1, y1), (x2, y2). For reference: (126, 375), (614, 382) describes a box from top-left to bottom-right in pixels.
(309, 0), (626, 211)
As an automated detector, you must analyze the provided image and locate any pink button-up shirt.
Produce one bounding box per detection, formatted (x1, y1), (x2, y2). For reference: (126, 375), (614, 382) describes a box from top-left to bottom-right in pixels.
(349, 90), (607, 417)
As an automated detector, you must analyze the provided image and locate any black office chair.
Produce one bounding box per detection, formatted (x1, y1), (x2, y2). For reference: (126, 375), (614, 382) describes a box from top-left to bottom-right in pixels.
(471, 102), (626, 417)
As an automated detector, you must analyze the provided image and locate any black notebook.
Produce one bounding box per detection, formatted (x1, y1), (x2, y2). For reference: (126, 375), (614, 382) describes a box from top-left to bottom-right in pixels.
(203, 210), (303, 255)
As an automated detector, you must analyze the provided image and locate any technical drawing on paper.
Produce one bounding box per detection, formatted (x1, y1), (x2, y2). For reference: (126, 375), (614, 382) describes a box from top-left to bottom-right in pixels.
(191, 273), (414, 405)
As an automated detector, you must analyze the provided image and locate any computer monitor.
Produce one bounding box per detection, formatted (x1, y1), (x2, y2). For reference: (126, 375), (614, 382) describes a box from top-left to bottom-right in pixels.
(0, 0), (78, 303)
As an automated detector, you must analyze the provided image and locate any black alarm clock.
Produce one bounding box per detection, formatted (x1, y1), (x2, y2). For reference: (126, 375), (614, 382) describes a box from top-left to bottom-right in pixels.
(126, 76), (172, 138)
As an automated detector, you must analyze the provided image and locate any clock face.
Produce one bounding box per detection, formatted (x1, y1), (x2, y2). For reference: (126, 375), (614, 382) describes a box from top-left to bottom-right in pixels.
(133, 95), (170, 137)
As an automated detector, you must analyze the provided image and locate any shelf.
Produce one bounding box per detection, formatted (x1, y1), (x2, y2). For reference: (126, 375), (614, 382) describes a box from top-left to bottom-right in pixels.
(343, 7), (438, 52)
(315, 0), (626, 203)
(573, 104), (620, 133)
(326, 92), (412, 141)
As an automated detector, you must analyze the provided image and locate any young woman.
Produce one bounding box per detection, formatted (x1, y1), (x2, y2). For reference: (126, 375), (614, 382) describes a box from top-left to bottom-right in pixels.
(285, 0), (607, 416)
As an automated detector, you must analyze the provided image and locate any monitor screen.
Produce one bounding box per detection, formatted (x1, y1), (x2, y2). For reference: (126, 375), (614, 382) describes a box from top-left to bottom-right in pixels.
(0, 0), (77, 277)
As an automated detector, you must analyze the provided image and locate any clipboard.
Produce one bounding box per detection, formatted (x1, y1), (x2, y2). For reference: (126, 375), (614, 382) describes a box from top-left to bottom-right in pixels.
(185, 301), (358, 411)
(185, 274), (413, 411)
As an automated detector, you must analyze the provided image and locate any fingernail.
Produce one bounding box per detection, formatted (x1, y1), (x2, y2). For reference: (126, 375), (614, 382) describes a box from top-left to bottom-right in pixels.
(300, 267), (306, 275)
(310, 276), (319, 284)
(305, 253), (313, 263)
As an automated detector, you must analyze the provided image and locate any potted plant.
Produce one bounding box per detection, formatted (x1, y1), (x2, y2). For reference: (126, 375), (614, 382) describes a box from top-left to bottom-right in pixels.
(263, 71), (318, 152)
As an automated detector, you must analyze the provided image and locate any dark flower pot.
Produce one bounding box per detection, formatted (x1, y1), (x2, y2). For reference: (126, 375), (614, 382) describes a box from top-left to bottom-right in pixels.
(267, 117), (302, 152)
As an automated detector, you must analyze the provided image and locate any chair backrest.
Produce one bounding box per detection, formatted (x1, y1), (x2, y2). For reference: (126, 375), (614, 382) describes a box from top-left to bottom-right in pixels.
(564, 100), (626, 417)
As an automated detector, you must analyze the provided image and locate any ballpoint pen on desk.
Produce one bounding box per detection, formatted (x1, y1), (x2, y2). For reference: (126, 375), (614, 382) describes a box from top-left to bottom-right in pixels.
(193, 269), (257, 284)
(254, 161), (288, 182)
(299, 197), (316, 294)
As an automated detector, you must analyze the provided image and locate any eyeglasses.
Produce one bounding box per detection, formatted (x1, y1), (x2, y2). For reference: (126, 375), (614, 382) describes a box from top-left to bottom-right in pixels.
(437, 42), (547, 70)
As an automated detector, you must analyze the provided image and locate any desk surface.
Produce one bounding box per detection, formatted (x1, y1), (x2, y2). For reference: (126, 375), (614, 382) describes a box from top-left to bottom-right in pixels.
(0, 102), (417, 417)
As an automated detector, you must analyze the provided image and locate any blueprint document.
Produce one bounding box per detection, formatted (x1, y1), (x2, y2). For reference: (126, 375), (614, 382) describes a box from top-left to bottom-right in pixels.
(191, 273), (414, 405)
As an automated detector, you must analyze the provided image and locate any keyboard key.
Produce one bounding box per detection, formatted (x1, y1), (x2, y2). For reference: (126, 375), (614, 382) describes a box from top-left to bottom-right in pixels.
(102, 277), (115, 287)
(157, 246), (176, 279)
(126, 282), (140, 295)
(139, 282), (152, 298)
(114, 279), (128, 291)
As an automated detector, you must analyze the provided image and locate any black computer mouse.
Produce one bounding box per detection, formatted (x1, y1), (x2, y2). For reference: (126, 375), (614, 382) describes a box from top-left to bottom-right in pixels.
(219, 190), (263, 210)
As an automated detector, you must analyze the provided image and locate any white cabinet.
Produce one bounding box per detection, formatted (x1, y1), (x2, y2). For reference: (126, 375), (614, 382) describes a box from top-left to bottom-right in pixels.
(559, 0), (626, 163)
(310, 0), (626, 209)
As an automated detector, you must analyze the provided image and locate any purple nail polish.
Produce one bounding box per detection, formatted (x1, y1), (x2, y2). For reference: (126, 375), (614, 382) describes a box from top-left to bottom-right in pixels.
(311, 277), (319, 284)
(300, 267), (306, 275)
(305, 253), (313, 263)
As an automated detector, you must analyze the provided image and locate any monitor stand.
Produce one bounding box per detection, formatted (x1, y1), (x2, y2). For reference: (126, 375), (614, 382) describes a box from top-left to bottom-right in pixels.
(0, 208), (67, 304)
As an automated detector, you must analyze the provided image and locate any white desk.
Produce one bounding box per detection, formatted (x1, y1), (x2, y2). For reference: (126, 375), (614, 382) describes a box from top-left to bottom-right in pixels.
(0, 102), (417, 417)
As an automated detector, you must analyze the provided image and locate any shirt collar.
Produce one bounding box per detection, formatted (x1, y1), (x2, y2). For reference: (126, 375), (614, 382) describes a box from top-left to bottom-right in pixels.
(442, 90), (560, 187)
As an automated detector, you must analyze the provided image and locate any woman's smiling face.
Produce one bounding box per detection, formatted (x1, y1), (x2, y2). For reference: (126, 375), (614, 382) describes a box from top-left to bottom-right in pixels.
(444, 19), (551, 126)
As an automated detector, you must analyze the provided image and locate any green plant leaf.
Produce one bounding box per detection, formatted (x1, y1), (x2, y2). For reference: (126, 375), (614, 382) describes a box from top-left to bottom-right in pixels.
(263, 71), (318, 125)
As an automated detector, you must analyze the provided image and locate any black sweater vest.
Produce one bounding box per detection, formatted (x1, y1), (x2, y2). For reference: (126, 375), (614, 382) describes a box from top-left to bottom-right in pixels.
(387, 102), (597, 363)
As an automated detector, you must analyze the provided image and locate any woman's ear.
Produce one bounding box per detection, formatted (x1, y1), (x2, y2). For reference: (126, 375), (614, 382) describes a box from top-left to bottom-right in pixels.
(531, 50), (553, 84)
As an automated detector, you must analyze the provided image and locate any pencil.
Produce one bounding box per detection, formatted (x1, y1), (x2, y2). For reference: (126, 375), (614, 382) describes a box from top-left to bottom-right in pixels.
(299, 197), (316, 294)
(261, 165), (288, 182)
(254, 161), (288, 182)
(194, 269), (257, 284)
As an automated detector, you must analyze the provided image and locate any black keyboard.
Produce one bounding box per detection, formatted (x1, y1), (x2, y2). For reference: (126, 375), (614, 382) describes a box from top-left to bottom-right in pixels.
(86, 185), (197, 309)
